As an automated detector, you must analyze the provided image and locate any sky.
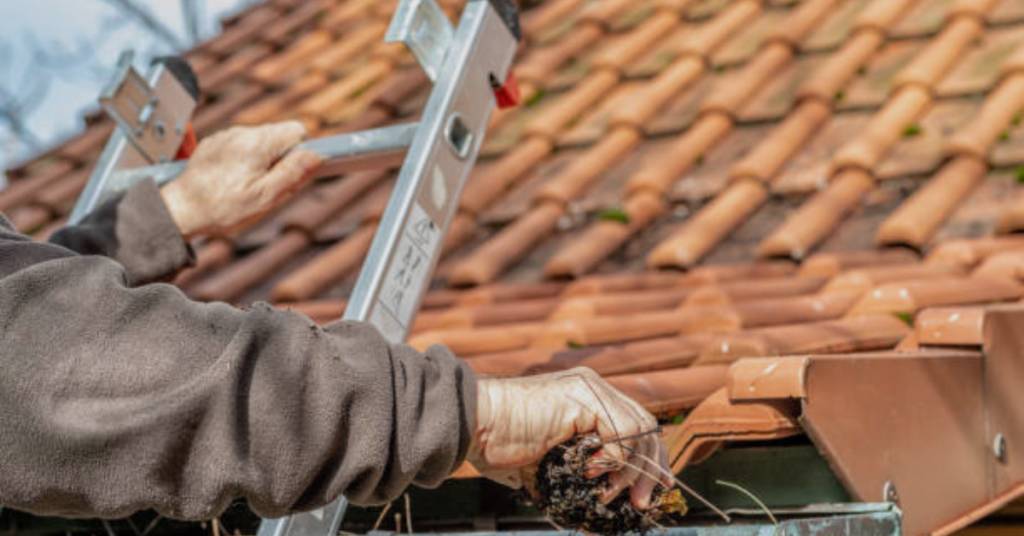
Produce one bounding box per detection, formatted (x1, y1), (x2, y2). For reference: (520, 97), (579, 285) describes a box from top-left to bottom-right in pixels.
(0, 0), (257, 179)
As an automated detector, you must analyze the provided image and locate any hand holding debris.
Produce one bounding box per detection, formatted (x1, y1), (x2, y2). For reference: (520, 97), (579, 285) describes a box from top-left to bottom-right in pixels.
(468, 367), (672, 510)
(161, 121), (321, 238)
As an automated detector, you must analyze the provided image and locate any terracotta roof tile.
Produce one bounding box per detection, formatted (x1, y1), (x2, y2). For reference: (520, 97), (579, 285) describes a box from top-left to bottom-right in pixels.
(949, 0), (1007, 22)
(851, 0), (921, 34)
(990, 0), (1024, 22)
(35, 168), (90, 212)
(189, 230), (311, 302)
(252, 30), (334, 84)
(448, 202), (564, 286)
(914, 306), (986, 346)
(875, 156), (989, 248)
(318, 0), (374, 30)
(694, 314), (909, 365)
(832, 85), (932, 172)
(729, 99), (831, 182)
(664, 387), (800, 469)
(8, 205), (52, 235)
(758, 169), (875, 259)
(575, 0), (643, 29)
(319, 23), (392, 75)
(996, 196), (1024, 234)
(709, 7), (789, 67)
(470, 334), (712, 377)
(682, 0), (762, 60)
(700, 42), (794, 118)
(234, 72), (330, 125)
(648, 179), (768, 268)
(173, 239), (235, 289)
(591, 9), (680, 72)
(516, 24), (602, 86)
(936, 25), (1024, 97)
(298, 172), (387, 227)
(892, 17), (985, 91)
(296, 60), (394, 119)
(801, 0), (872, 51)
(193, 84), (266, 135)
(736, 54), (825, 122)
(607, 365), (730, 417)
(763, 0), (844, 50)
(522, 70), (620, 140)
(821, 262), (967, 294)
(974, 250), (1024, 280)
(55, 122), (115, 164)
(875, 99), (977, 180)
(797, 29), (884, 103)
(0, 160), (76, 212)
(926, 235), (1024, 267)
(271, 223), (376, 301)
(845, 275), (1023, 316)
(627, 113), (732, 195)
(520, 0), (587, 38)
(261, 0), (332, 46)
(533, 126), (641, 204)
(203, 4), (282, 56)
(945, 69), (1024, 159)
(840, 40), (923, 108)
(544, 192), (665, 277)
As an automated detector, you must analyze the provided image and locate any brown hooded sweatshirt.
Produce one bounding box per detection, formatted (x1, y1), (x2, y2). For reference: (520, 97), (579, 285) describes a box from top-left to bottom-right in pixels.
(0, 180), (476, 520)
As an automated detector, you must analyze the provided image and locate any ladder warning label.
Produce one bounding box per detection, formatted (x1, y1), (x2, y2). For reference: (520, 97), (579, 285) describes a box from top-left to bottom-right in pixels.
(378, 202), (440, 331)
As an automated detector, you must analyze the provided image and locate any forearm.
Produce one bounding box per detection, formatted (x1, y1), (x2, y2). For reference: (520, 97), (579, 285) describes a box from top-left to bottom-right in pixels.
(0, 230), (474, 520)
(48, 179), (193, 285)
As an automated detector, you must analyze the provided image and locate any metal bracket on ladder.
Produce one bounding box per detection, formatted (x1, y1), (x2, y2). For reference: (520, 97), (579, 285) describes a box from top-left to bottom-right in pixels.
(70, 52), (200, 224)
(74, 1), (521, 536)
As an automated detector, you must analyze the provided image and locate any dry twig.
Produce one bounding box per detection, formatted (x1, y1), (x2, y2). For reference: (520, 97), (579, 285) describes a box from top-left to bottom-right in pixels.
(716, 479), (778, 526)
(372, 502), (393, 532)
(403, 493), (413, 534)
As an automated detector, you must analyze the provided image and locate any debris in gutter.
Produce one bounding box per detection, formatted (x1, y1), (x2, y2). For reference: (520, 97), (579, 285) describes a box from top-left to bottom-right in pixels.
(525, 437), (687, 535)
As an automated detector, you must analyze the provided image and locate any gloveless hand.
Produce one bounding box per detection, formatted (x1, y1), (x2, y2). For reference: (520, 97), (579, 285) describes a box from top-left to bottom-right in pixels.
(161, 121), (321, 239)
(468, 367), (672, 509)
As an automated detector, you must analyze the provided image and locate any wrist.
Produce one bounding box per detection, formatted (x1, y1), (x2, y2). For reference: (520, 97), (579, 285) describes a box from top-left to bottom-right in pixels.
(160, 181), (202, 239)
(469, 378), (494, 459)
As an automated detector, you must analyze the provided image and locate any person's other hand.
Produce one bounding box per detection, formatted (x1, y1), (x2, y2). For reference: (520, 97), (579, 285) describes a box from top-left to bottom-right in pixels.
(468, 367), (672, 510)
(161, 121), (321, 238)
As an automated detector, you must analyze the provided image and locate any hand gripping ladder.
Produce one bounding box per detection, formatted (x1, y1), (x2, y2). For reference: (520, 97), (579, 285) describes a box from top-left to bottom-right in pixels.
(74, 1), (522, 535)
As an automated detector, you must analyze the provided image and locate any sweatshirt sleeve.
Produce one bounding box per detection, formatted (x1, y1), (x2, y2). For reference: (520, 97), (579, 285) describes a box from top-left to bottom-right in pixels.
(48, 179), (194, 285)
(0, 213), (476, 521)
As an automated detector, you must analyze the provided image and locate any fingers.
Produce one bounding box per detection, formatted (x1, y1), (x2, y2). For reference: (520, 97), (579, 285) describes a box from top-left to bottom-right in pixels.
(260, 120), (309, 161)
(261, 150), (322, 196)
(628, 438), (664, 510)
(568, 368), (667, 507)
(629, 466), (657, 510)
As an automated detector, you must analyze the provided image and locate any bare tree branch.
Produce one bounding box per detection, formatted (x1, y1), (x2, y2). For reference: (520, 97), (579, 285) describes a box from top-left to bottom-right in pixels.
(95, 0), (185, 49)
(0, 89), (45, 150)
(0, 40), (47, 151)
(181, 0), (205, 44)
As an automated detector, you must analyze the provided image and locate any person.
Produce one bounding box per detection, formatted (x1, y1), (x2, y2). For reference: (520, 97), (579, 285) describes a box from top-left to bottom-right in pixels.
(0, 121), (671, 521)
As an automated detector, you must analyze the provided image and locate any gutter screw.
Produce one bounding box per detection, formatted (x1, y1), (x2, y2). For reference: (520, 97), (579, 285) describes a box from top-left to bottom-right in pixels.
(994, 434), (1007, 463)
(883, 481), (900, 506)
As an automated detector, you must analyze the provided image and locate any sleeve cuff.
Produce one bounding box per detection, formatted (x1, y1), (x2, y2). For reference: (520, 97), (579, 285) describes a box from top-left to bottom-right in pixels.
(115, 179), (196, 284)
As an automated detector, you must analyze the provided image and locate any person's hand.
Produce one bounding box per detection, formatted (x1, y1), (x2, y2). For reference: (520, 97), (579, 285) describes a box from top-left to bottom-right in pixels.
(468, 367), (672, 510)
(161, 121), (322, 239)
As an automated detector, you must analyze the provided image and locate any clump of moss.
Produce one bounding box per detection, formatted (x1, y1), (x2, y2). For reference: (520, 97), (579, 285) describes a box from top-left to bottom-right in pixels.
(527, 438), (686, 535)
